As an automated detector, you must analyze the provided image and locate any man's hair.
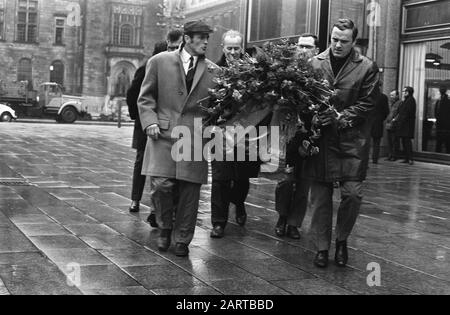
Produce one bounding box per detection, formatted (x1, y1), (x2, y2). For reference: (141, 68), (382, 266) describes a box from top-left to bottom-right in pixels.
(404, 86), (414, 96)
(333, 19), (358, 42)
(152, 41), (168, 56)
(221, 30), (243, 45)
(167, 29), (183, 42)
(299, 33), (319, 47)
(440, 87), (447, 95)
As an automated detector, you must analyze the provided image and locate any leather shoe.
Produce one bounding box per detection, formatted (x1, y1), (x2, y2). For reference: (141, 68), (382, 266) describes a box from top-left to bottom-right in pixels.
(314, 251), (329, 268)
(275, 217), (287, 237)
(286, 226), (301, 240)
(235, 205), (247, 227)
(335, 240), (348, 267)
(175, 243), (189, 257)
(210, 225), (225, 239)
(157, 230), (172, 252)
(147, 213), (159, 228)
(129, 201), (140, 213)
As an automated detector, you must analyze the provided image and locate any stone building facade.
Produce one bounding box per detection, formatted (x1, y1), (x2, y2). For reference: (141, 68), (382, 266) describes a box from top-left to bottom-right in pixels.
(0, 0), (165, 116)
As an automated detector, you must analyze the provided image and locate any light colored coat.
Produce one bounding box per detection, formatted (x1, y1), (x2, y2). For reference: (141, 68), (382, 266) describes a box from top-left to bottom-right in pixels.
(138, 50), (218, 184)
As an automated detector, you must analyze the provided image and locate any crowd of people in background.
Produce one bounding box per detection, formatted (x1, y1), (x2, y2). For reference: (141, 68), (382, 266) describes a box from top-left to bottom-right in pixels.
(123, 18), (443, 269)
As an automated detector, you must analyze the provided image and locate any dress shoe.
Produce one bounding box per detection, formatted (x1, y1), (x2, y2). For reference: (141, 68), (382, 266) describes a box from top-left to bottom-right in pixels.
(157, 229), (172, 252)
(210, 225), (225, 239)
(235, 205), (247, 227)
(314, 251), (329, 268)
(286, 226), (301, 240)
(175, 243), (189, 257)
(147, 213), (159, 228)
(129, 201), (140, 213)
(335, 240), (348, 268)
(275, 217), (287, 237)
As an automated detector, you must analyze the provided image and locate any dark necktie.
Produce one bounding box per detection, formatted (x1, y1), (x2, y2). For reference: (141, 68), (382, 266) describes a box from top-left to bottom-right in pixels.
(186, 56), (195, 93)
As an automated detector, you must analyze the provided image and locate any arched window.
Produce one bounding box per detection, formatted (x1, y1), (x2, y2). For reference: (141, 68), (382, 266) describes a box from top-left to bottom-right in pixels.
(17, 58), (33, 90)
(119, 24), (133, 46)
(50, 61), (64, 86)
(111, 5), (142, 47)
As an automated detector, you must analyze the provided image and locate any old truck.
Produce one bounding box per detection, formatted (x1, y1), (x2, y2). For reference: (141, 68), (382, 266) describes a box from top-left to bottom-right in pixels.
(38, 82), (88, 123)
(0, 80), (37, 107)
(0, 81), (88, 123)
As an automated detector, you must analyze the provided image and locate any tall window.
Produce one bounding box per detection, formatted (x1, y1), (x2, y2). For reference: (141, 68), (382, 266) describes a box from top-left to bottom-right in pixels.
(111, 4), (142, 47)
(0, 0), (5, 41)
(17, 58), (33, 90)
(16, 0), (38, 43)
(55, 17), (65, 45)
(50, 61), (64, 86)
(249, 0), (320, 43)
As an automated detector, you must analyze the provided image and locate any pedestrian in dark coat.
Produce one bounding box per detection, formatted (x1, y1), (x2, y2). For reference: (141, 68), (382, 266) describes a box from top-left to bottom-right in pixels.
(371, 89), (389, 164)
(394, 87), (416, 164)
(126, 41), (168, 228)
(435, 87), (450, 153)
(302, 19), (379, 269)
(385, 90), (402, 161)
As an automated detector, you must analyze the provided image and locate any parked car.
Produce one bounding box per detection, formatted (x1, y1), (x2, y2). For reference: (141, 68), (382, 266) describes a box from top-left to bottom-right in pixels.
(0, 103), (17, 122)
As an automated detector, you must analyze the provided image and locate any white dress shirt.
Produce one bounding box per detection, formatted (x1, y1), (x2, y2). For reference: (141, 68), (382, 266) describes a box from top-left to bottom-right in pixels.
(180, 48), (198, 75)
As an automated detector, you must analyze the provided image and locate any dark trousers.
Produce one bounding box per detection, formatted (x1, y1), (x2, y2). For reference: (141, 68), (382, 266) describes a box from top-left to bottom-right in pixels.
(131, 149), (146, 201)
(386, 130), (400, 158)
(401, 138), (413, 161)
(436, 134), (450, 153)
(275, 178), (309, 227)
(211, 178), (250, 228)
(151, 177), (201, 245)
(310, 181), (362, 251)
(372, 137), (382, 162)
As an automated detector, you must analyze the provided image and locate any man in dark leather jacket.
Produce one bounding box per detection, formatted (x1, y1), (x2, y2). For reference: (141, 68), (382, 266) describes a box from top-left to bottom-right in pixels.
(303, 19), (379, 268)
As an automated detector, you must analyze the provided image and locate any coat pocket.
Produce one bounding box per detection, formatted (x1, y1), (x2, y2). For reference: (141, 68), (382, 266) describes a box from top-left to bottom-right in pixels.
(158, 119), (170, 130)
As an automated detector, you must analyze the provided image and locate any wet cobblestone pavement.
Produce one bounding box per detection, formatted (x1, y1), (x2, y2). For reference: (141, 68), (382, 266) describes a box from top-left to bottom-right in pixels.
(0, 122), (449, 295)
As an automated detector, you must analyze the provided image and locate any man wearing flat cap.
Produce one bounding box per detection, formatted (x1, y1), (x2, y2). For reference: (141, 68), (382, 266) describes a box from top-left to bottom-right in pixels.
(138, 20), (219, 257)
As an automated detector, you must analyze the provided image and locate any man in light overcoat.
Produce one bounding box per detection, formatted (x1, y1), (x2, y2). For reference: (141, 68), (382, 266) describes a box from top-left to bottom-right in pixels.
(138, 21), (218, 257)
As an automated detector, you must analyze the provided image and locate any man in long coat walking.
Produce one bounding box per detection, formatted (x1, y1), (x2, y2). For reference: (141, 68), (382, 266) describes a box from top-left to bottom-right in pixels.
(138, 21), (218, 257)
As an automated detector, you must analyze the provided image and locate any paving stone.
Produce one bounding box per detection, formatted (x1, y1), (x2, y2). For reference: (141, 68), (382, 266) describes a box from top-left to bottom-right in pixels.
(124, 265), (204, 290)
(15, 223), (70, 237)
(99, 248), (168, 267)
(0, 264), (82, 295)
(79, 234), (141, 250)
(29, 235), (89, 250)
(43, 248), (112, 267)
(57, 264), (140, 290)
(81, 286), (154, 295)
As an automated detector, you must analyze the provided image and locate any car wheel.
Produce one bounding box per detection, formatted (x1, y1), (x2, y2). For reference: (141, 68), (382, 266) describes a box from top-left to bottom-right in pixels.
(60, 107), (78, 124)
(0, 112), (12, 122)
